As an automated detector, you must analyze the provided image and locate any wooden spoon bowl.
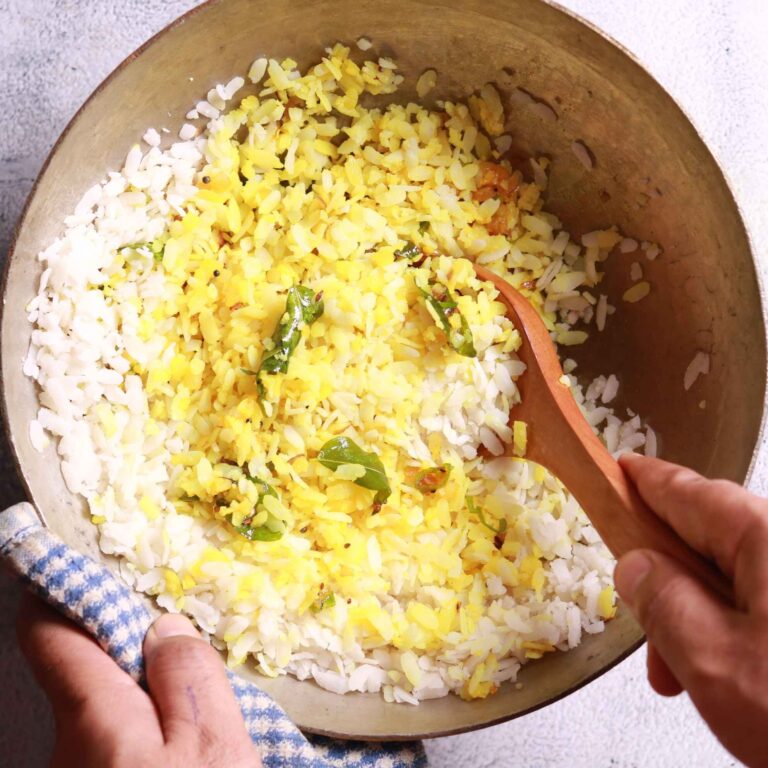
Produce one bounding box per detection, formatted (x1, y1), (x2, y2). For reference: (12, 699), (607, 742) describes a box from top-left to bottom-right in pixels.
(476, 265), (730, 599)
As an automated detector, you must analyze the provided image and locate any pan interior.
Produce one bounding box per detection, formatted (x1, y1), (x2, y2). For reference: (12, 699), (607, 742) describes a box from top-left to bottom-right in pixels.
(2, 0), (764, 740)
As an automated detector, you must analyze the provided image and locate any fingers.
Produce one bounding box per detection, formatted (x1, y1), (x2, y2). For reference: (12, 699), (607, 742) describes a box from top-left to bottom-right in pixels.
(618, 457), (768, 766)
(646, 642), (683, 697)
(619, 454), (768, 582)
(615, 549), (738, 694)
(16, 592), (162, 761)
(17, 597), (259, 767)
(730, 515), (768, 614)
(143, 613), (260, 765)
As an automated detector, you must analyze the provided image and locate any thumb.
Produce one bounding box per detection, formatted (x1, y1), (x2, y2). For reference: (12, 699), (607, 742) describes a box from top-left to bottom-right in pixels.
(143, 613), (259, 763)
(615, 550), (737, 692)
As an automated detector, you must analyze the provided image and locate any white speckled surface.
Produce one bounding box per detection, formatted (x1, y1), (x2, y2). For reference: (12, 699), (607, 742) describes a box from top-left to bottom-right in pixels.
(0, 1), (766, 765)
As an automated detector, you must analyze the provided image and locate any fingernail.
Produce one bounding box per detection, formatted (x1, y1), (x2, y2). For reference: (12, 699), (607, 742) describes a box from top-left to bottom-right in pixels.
(147, 613), (199, 643)
(615, 551), (653, 605)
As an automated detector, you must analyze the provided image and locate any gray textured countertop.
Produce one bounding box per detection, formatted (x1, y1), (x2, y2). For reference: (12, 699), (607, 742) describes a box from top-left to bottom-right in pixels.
(1, 1), (766, 766)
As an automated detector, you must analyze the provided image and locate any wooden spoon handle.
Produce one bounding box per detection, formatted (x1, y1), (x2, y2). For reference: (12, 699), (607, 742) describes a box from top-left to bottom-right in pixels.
(528, 404), (732, 601)
(585, 453), (731, 601)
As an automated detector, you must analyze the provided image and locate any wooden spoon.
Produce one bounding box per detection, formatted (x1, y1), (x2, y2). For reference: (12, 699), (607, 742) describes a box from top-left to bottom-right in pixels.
(475, 265), (730, 600)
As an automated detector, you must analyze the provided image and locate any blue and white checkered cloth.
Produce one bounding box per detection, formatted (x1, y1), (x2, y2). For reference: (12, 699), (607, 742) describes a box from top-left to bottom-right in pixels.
(0, 502), (427, 768)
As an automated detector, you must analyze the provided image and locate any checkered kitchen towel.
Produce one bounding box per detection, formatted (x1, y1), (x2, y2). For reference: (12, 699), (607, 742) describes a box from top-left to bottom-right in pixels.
(0, 502), (427, 768)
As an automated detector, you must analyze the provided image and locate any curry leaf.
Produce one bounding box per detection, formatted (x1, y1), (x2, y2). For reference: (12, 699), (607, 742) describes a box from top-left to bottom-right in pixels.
(317, 436), (391, 507)
(416, 276), (477, 357)
(252, 286), (324, 394)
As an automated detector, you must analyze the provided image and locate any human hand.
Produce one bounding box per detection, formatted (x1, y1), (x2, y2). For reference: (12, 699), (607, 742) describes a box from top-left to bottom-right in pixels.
(616, 453), (768, 767)
(16, 593), (261, 768)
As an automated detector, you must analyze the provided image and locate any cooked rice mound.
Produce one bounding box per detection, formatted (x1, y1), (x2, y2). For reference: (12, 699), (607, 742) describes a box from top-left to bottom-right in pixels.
(25, 44), (656, 704)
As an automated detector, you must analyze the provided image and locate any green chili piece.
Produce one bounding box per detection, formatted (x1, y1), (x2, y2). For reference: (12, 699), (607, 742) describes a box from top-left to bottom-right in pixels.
(467, 496), (507, 535)
(150, 240), (165, 263)
(317, 436), (391, 508)
(406, 465), (451, 494)
(246, 475), (277, 501)
(394, 242), (423, 261)
(121, 239), (165, 262)
(234, 476), (284, 542)
(236, 524), (283, 542)
(310, 591), (336, 613)
(417, 277), (477, 357)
